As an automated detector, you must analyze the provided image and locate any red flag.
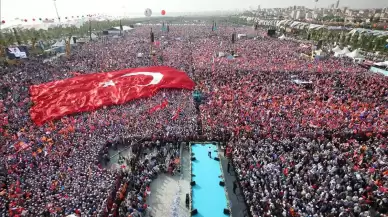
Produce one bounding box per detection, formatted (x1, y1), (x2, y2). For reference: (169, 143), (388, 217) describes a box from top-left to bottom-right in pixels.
(283, 168), (289, 176)
(149, 100), (168, 114)
(30, 66), (195, 125)
(172, 107), (181, 120)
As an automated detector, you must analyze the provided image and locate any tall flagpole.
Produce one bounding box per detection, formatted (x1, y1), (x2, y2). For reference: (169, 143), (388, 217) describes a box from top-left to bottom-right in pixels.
(89, 19), (92, 41)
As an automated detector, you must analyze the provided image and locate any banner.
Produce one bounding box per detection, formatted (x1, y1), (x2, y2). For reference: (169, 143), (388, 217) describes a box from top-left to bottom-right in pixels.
(5, 46), (29, 59)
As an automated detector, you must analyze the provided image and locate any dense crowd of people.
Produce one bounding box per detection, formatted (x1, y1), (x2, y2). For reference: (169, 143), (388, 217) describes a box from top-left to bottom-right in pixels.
(231, 137), (388, 217)
(0, 23), (387, 217)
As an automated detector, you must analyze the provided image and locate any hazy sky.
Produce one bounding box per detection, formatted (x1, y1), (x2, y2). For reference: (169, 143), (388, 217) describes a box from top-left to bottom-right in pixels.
(1, 0), (387, 19)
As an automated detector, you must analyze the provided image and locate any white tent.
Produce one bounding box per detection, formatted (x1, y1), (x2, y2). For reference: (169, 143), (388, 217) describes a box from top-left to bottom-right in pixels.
(346, 49), (363, 59)
(374, 61), (388, 67)
(332, 45), (341, 53)
(335, 47), (351, 56)
(113, 26), (133, 31)
(279, 35), (286, 40)
(51, 40), (65, 48)
(341, 47), (351, 54)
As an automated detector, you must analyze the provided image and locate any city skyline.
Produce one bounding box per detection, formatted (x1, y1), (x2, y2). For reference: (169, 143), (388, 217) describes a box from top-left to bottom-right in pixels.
(0, 0), (387, 19)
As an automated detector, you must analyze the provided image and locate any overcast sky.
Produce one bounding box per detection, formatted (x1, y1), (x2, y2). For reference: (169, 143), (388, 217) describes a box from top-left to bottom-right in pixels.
(1, 0), (387, 19)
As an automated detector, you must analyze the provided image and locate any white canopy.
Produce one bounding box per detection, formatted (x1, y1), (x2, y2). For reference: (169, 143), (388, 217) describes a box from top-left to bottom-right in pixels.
(113, 25), (133, 31)
(51, 40), (65, 48)
(346, 49), (363, 59)
(332, 45), (341, 53)
(335, 47), (351, 56)
(374, 61), (388, 67)
(279, 34), (286, 40)
(341, 47), (351, 54)
(334, 52), (345, 58)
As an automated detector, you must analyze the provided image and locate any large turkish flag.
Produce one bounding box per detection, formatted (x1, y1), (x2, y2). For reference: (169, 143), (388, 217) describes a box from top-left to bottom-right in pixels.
(30, 66), (195, 125)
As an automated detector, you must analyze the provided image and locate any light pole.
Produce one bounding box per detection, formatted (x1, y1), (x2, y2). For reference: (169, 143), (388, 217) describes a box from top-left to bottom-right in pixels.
(53, 0), (61, 21)
(0, 0), (2, 31)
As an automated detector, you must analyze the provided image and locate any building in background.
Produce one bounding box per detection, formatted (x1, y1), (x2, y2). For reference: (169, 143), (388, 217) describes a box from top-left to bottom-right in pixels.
(290, 10), (297, 19)
(305, 12), (313, 20)
(296, 10), (306, 20)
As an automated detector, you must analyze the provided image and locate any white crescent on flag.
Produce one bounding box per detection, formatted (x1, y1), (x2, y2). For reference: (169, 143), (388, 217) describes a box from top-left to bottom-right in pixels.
(100, 72), (163, 88)
(121, 72), (163, 86)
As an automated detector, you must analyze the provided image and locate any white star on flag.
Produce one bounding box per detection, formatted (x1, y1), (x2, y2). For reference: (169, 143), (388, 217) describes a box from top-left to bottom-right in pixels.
(102, 80), (115, 87)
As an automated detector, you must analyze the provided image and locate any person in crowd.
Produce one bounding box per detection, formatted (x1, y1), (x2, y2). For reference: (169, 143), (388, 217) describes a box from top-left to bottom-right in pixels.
(0, 24), (386, 217)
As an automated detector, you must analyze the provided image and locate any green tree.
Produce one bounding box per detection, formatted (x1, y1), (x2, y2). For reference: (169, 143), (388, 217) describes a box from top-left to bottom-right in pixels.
(350, 32), (359, 48)
(30, 29), (41, 48)
(12, 28), (22, 45)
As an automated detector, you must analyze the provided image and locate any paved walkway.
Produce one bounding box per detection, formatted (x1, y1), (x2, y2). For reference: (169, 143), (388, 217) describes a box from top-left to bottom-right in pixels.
(147, 144), (191, 217)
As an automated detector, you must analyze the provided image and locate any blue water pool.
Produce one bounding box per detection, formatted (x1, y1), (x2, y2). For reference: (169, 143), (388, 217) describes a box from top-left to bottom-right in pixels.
(191, 143), (229, 217)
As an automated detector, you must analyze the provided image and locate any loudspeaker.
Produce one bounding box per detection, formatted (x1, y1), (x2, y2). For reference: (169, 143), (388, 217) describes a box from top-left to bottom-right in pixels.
(102, 30), (109, 35)
(317, 40), (323, 49)
(219, 181), (225, 186)
(267, 29), (276, 37)
(150, 32), (154, 43)
(190, 181), (196, 186)
(231, 33), (236, 44)
(307, 34), (311, 41)
(72, 37), (77, 44)
(214, 157), (220, 161)
(185, 193), (190, 206)
(223, 208), (230, 215)
(191, 157), (196, 161)
(167, 25), (170, 33)
(191, 209), (198, 215)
